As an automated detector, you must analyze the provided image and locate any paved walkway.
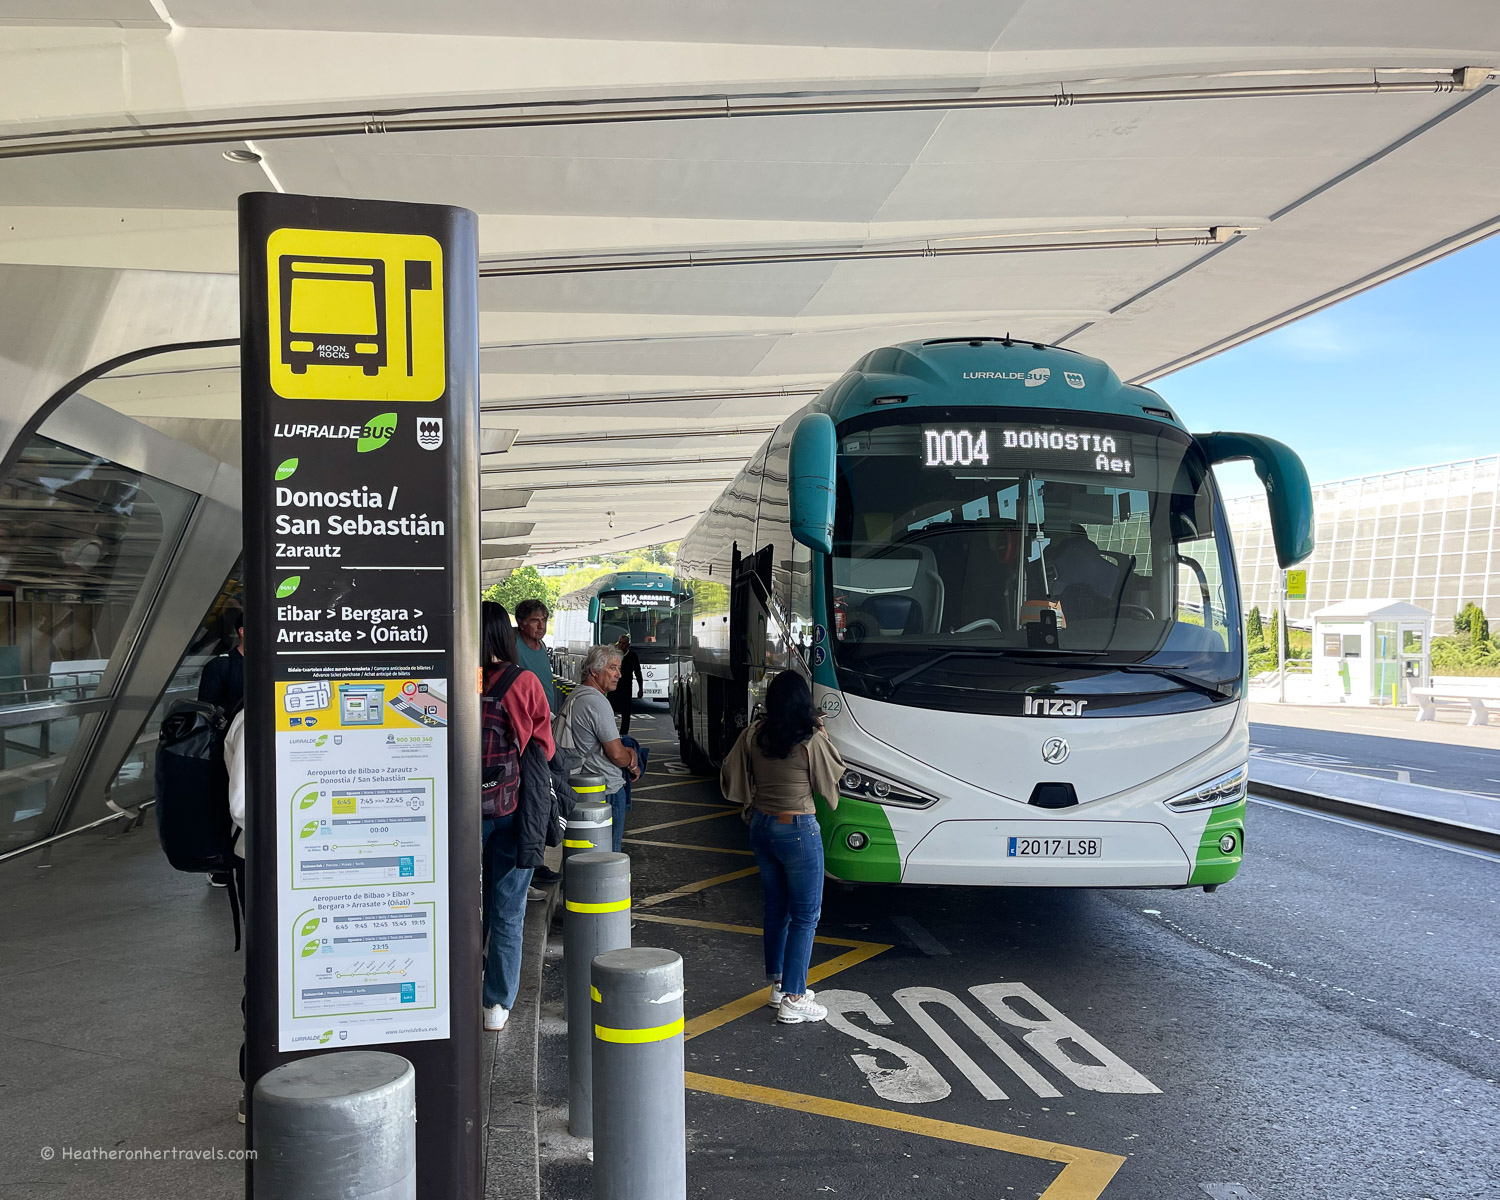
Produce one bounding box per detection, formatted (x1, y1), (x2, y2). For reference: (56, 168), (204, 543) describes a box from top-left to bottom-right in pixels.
(1248, 700), (1500, 841)
(1249, 700), (1500, 750)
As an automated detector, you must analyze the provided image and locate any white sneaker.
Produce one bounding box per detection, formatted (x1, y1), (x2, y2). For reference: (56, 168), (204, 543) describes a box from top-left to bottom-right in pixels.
(483, 1005), (510, 1031)
(776, 994), (828, 1024)
(767, 984), (815, 1009)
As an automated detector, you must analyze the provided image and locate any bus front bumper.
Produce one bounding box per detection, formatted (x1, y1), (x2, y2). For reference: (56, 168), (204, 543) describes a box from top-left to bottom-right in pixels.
(897, 818), (1196, 888)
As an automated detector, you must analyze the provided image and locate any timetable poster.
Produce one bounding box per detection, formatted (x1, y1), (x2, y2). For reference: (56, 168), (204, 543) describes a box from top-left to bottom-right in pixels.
(274, 679), (450, 1046)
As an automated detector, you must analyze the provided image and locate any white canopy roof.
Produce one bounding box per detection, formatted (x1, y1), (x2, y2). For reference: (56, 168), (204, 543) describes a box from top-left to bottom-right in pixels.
(1312, 599), (1434, 621)
(2, 3), (1498, 564)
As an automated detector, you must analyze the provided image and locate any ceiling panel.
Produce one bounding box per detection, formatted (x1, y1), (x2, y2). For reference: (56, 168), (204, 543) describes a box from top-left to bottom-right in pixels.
(167, 0), (1028, 49)
(4, 4), (1499, 570)
(0, 1), (163, 25)
(478, 266), (835, 317)
(480, 333), (775, 378)
(0, 145), (263, 209)
(995, 0), (1500, 53)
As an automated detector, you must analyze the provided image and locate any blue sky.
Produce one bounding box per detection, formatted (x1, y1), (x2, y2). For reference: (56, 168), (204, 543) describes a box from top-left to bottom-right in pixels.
(1155, 233), (1500, 499)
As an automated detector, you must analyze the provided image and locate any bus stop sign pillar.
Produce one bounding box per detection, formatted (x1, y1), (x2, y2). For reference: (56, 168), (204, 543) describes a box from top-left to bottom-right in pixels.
(239, 192), (482, 1199)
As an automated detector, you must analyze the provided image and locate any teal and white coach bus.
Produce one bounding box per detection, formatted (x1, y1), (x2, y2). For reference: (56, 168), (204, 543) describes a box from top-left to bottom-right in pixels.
(671, 338), (1313, 890)
(554, 570), (688, 701)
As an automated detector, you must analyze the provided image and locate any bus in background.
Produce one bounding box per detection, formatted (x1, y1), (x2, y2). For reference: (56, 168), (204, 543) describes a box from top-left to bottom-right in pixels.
(553, 571), (689, 702)
(671, 337), (1313, 891)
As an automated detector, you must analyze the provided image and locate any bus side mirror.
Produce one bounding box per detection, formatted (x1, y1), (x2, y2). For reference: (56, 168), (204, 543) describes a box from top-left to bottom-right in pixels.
(588, 596), (599, 623)
(789, 413), (837, 556)
(1196, 431), (1315, 569)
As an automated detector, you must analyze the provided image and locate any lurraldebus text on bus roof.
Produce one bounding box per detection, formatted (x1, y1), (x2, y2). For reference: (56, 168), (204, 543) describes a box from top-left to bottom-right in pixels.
(917, 425), (1135, 477)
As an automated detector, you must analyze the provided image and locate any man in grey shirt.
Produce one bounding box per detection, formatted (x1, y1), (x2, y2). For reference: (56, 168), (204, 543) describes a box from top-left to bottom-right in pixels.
(561, 645), (641, 852)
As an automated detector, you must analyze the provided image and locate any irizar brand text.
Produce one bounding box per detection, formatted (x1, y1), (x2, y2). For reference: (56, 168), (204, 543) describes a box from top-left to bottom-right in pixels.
(1025, 696), (1089, 716)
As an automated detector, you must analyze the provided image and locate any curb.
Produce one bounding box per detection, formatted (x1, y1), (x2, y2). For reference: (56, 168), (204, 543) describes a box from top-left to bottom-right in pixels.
(1250, 780), (1500, 854)
(483, 877), (561, 1200)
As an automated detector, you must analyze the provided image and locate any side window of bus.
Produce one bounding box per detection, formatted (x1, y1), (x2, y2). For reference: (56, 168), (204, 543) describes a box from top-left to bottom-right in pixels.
(1173, 552), (1229, 649)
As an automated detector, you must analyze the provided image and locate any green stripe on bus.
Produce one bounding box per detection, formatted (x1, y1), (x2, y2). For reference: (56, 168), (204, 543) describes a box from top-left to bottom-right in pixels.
(1188, 797), (1246, 886)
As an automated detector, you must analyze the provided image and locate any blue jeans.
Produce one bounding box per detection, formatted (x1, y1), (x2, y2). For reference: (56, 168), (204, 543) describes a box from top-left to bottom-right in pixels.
(604, 789), (628, 853)
(481, 813), (534, 1009)
(748, 811), (825, 996)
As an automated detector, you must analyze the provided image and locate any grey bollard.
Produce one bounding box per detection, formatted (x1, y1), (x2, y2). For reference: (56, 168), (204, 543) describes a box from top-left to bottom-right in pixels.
(591, 948), (686, 1200)
(565, 851), (632, 1138)
(569, 769), (609, 806)
(252, 1051), (415, 1200)
(562, 800), (612, 886)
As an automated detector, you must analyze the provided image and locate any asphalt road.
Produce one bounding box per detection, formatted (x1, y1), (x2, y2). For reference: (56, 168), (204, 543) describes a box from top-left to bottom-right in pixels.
(542, 712), (1500, 1200)
(1250, 720), (1500, 796)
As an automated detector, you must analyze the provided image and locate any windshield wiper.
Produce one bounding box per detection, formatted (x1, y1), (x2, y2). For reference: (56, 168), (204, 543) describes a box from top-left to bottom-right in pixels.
(1073, 660), (1234, 700)
(885, 648), (1011, 693)
(952, 647), (1234, 700)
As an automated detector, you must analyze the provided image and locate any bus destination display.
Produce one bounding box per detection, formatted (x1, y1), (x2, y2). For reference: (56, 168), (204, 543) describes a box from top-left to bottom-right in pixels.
(921, 426), (1134, 476)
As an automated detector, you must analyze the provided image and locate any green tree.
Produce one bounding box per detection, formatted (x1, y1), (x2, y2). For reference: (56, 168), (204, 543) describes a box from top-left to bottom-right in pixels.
(482, 565), (559, 615)
(1245, 606), (1265, 649)
(1454, 601), (1489, 643)
(552, 543), (679, 601)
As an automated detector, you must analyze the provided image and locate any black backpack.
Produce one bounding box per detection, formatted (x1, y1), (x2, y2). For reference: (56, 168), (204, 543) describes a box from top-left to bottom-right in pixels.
(155, 700), (242, 946)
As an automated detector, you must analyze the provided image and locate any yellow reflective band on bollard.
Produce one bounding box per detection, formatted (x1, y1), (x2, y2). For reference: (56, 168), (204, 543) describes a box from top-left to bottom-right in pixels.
(563, 839), (595, 849)
(590, 986), (602, 1002)
(593, 1017), (685, 1044)
(573, 785), (607, 793)
(565, 898), (631, 914)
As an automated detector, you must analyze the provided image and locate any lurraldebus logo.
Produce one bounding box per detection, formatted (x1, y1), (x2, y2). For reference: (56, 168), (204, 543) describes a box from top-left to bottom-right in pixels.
(357, 413), (398, 453)
(1024, 367), (1050, 387)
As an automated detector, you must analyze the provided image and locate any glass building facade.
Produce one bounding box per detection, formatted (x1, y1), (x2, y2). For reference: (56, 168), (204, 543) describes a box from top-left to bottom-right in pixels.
(1224, 456), (1500, 633)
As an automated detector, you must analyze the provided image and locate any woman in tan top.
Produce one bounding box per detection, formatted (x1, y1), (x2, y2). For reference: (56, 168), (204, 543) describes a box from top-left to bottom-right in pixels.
(720, 672), (845, 1024)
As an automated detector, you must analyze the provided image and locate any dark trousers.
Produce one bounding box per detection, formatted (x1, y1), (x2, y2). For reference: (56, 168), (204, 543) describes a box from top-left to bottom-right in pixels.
(610, 692), (633, 735)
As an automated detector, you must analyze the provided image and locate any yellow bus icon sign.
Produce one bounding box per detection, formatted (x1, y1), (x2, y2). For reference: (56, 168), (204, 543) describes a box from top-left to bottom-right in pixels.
(267, 228), (444, 402)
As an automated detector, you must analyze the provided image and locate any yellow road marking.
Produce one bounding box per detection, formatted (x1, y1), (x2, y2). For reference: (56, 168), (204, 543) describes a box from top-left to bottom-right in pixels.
(624, 838), (755, 857)
(629, 809), (739, 835)
(684, 941), (891, 1041)
(630, 912), (892, 1041)
(634, 912), (767, 938)
(631, 776), (715, 792)
(625, 792), (1123, 1198)
(631, 910), (879, 951)
(683, 1073), (1125, 1200)
(638, 865), (761, 909)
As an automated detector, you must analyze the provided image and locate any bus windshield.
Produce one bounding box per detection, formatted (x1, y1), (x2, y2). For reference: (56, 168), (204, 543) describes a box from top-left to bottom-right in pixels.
(597, 594), (678, 659)
(830, 409), (1241, 711)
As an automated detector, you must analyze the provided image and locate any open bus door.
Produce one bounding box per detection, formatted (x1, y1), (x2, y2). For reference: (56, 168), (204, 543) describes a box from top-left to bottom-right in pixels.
(720, 543), (773, 754)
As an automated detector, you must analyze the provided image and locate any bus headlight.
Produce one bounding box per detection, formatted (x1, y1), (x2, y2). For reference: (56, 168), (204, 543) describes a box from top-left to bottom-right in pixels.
(846, 831), (869, 850)
(839, 764), (936, 808)
(1218, 833), (1238, 854)
(1164, 764), (1248, 812)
